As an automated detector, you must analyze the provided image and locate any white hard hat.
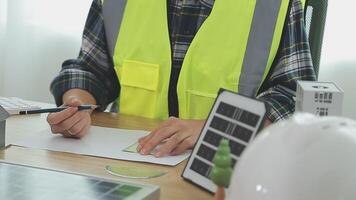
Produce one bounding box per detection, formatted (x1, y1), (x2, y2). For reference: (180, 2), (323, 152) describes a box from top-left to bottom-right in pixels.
(227, 113), (356, 200)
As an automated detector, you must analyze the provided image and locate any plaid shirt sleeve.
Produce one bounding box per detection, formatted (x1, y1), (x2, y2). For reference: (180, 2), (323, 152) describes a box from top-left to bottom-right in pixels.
(257, 0), (316, 122)
(50, 0), (119, 110)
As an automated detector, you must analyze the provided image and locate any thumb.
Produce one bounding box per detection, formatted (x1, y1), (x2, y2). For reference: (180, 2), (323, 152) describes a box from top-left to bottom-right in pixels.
(64, 97), (83, 107)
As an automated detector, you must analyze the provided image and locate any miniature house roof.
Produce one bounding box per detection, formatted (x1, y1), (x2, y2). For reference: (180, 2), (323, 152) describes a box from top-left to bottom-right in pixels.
(0, 105), (10, 121)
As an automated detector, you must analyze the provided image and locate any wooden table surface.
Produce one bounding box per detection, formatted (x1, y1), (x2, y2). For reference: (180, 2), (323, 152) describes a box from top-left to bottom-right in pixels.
(0, 102), (212, 200)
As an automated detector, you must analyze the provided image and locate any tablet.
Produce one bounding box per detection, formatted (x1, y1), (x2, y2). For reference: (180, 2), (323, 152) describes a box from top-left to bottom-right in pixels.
(182, 90), (268, 193)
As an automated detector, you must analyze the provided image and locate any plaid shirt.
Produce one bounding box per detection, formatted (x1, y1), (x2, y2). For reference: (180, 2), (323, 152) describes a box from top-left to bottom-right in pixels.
(50, 0), (316, 122)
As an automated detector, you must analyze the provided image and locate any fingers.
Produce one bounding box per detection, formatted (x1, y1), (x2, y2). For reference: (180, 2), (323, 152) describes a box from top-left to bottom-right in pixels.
(55, 114), (91, 138)
(170, 138), (195, 156)
(47, 97), (83, 126)
(47, 102), (91, 139)
(64, 98), (83, 107)
(138, 126), (178, 155)
(50, 111), (87, 133)
(61, 130), (76, 138)
(153, 131), (191, 157)
(76, 120), (91, 138)
(67, 116), (90, 138)
(137, 117), (178, 150)
(138, 119), (205, 157)
(47, 107), (78, 125)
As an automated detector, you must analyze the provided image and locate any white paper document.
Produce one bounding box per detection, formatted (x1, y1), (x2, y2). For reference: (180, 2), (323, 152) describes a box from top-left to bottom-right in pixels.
(11, 126), (191, 166)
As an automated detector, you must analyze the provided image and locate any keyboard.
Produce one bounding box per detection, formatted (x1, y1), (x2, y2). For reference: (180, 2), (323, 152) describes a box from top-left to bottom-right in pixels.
(0, 97), (41, 115)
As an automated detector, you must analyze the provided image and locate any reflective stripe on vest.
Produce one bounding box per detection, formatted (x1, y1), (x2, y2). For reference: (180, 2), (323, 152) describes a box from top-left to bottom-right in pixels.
(102, 0), (127, 58)
(102, 0), (289, 120)
(238, 0), (284, 97)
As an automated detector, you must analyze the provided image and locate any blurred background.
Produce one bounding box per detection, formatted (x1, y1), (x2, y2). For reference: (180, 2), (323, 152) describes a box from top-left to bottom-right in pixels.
(0, 0), (355, 118)
(0, 0), (91, 102)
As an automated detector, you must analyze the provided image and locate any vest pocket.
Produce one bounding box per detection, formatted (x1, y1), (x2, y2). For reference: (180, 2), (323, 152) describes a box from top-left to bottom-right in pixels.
(187, 90), (217, 119)
(119, 60), (159, 118)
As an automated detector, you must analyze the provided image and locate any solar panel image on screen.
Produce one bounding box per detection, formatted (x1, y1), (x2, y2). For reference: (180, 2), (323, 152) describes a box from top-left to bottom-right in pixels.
(182, 90), (267, 193)
(0, 162), (159, 200)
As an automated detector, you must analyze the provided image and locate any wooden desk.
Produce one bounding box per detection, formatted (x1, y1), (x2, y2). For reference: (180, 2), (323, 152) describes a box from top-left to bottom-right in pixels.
(0, 103), (212, 200)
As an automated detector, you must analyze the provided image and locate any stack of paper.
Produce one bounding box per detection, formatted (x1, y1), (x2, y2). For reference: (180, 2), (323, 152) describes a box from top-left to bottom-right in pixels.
(12, 126), (191, 166)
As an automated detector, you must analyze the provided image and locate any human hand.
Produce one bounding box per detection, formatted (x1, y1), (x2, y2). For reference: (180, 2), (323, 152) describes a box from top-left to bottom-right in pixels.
(263, 118), (272, 128)
(214, 187), (225, 200)
(137, 117), (205, 157)
(47, 98), (92, 138)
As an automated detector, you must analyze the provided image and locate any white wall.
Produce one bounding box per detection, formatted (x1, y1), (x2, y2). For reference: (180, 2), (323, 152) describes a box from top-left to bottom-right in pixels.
(318, 0), (356, 119)
(0, 0), (7, 91)
(0, 0), (91, 103)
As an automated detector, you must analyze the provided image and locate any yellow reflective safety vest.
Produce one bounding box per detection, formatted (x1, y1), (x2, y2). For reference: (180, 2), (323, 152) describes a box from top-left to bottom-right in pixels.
(102, 0), (290, 120)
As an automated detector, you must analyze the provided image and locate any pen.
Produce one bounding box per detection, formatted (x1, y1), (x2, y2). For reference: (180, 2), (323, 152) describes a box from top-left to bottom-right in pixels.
(19, 105), (99, 115)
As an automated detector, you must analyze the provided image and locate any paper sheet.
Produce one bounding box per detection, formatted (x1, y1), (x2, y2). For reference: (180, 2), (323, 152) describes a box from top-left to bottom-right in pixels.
(11, 126), (190, 166)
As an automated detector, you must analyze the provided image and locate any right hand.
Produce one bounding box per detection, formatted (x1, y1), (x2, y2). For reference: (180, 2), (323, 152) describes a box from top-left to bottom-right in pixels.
(47, 98), (92, 138)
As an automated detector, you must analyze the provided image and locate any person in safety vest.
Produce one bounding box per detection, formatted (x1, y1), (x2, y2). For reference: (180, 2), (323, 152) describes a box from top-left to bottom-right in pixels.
(47, 0), (315, 157)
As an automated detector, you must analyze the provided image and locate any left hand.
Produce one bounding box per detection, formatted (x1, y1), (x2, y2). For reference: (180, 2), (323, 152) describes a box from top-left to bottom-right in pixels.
(137, 117), (205, 157)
